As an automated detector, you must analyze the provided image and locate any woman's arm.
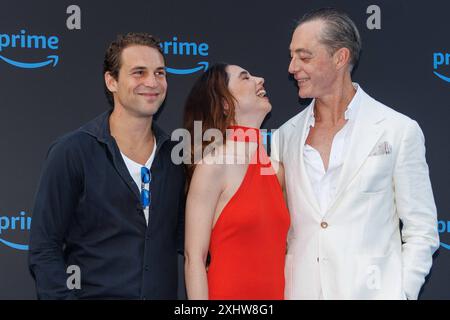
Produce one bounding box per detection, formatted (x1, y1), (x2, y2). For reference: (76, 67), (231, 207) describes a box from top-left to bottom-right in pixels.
(184, 160), (224, 300)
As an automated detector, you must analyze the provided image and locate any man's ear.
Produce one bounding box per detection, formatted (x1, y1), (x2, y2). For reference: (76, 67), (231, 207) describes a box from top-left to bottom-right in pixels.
(334, 47), (351, 71)
(105, 72), (118, 94)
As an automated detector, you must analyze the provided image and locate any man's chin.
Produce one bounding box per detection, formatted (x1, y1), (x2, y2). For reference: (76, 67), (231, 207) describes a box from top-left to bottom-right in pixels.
(134, 104), (162, 118)
(298, 89), (311, 99)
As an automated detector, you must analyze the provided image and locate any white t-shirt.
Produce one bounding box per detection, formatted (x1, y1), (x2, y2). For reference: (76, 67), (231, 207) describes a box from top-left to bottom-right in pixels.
(121, 137), (157, 225)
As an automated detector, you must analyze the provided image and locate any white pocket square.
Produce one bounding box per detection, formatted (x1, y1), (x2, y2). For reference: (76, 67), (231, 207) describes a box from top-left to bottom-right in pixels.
(369, 141), (392, 156)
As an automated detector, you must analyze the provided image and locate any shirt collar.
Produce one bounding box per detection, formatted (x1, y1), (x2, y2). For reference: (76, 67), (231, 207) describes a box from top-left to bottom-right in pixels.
(80, 109), (169, 147)
(307, 83), (361, 128)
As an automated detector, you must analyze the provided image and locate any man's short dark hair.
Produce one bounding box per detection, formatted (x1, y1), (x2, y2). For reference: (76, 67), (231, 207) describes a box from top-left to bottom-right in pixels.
(297, 8), (362, 71)
(103, 32), (164, 107)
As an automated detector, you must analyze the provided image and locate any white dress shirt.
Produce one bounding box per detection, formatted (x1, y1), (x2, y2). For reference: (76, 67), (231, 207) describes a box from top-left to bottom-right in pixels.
(303, 84), (362, 215)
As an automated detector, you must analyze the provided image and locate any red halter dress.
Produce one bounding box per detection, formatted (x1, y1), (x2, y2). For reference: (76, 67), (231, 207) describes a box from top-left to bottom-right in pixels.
(207, 125), (290, 300)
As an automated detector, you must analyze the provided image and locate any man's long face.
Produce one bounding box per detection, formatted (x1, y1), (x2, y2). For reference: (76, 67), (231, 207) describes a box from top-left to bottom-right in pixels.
(111, 45), (167, 117)
(288, 20), (339, 99)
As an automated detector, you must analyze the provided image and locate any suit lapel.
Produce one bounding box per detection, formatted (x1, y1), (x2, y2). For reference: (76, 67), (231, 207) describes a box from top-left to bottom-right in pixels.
(290, 102), (322, 218)
(326, 94), (386, 215)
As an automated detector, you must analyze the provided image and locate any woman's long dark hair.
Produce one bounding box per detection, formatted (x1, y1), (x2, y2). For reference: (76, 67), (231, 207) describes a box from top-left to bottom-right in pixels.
(183, 63), (237, 185)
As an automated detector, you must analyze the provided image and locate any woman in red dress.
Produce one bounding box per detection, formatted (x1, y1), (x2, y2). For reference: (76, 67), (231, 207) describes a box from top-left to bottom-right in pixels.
(184, 63), (290, 300)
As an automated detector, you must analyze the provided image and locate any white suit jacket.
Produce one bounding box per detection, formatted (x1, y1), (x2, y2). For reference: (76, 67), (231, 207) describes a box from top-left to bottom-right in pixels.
(271, 87), (439, 300)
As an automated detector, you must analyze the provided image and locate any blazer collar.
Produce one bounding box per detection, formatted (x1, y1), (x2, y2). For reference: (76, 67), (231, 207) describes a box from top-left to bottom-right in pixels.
(291, 86), (387, 219)
(325, 88), (387, 216)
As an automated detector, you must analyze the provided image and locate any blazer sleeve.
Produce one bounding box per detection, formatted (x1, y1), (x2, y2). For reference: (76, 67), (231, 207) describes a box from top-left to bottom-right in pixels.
(393, 120), (439, 300)
(270, 129), (281, 162)
(28, 138), (83, 299)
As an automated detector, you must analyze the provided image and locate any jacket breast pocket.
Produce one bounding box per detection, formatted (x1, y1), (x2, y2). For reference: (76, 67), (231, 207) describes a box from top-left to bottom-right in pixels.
(359, 155), (394, 193)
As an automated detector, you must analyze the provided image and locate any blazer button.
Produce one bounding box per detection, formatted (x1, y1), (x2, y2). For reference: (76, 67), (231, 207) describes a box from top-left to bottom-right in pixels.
(321, 221), (328, 229)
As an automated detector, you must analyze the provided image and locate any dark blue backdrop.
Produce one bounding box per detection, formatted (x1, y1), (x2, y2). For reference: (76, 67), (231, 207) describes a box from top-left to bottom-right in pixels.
(0, 0), (448, 299)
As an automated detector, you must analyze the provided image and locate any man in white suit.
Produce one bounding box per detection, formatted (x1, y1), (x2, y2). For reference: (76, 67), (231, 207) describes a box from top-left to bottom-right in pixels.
(271, 8), (439, 300)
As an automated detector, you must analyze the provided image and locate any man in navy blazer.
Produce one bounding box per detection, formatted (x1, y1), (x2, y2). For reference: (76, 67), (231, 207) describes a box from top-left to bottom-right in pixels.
(28, 32), (186, 299)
